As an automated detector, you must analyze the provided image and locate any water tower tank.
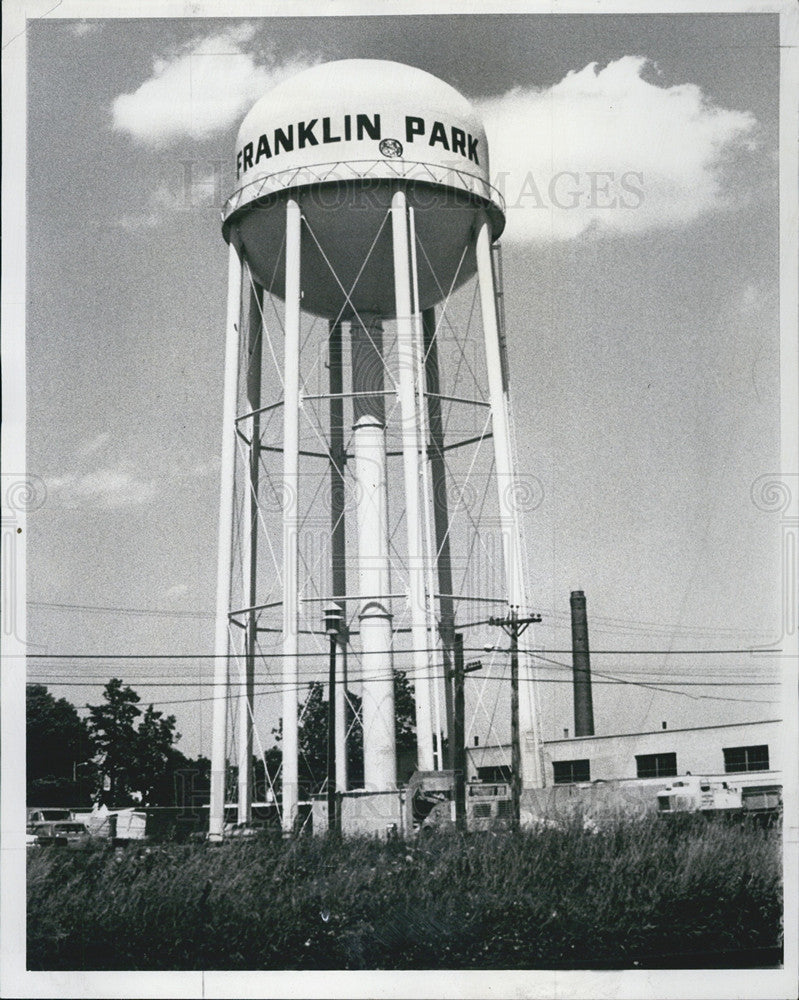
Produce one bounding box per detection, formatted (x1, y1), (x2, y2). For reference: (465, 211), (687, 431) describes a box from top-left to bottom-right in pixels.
(221, 59), (505, 319)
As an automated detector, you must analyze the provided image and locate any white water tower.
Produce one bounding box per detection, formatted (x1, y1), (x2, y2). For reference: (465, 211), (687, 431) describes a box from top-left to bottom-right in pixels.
(209, 60), (540, 839)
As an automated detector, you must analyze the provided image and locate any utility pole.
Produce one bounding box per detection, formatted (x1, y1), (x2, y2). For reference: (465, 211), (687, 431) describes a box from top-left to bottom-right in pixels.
(451, 633), (482, 832)
(324, 604), (343, 836)
(488, 608), (542, 830)
(453, 634), (465, 831)
(329, 321), (349, 793)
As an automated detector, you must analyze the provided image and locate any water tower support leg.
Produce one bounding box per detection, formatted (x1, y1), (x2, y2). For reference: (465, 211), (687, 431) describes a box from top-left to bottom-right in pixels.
(282, 198), (302, 833)
(475, 214), (543, 789)
(422, 307), (457, 766)
(391, 190), (435, 773)
(238, 282), (263, 826)
(210, 242), (243, 841)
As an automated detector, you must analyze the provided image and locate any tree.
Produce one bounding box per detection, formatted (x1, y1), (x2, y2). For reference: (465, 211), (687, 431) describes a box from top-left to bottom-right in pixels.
(134, 704), (181, 806)
(253, 747), (283, 801)
(172, 754), (211, 810)
(87, 680), (186, 805)
(393, 669), (418, 761)
(26, 684), (95, 806)
(87, 678), (142, 804)
(296, 682), (328, 794)
(286, 669), (417, 794)
(395, 670), (417, 740)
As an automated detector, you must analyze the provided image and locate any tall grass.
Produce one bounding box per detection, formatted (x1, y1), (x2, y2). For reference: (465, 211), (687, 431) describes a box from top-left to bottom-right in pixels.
(27, 815), (782, 970)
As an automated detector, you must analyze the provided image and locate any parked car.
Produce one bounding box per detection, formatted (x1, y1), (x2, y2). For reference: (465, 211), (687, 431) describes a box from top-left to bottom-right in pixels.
(33, 821), (92, 849)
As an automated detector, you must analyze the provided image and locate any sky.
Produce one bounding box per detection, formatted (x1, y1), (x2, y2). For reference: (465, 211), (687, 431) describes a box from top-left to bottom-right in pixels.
(21, 10), (785, 762)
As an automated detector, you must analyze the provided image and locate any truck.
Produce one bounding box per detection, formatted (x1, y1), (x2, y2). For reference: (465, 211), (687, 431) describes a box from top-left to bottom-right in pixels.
(406, 770), (514, 832)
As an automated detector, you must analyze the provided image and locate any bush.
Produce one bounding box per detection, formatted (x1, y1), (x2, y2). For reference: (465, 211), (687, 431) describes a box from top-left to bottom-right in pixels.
(27, 816), (782, 970)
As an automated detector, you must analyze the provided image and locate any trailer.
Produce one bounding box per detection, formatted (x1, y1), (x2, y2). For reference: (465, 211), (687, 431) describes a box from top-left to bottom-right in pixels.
(657, 776), (742, 816)
(656, 776), (781, 822)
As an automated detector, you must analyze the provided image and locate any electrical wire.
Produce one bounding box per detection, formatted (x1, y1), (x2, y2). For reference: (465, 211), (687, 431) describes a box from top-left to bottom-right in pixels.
(28, 676), (781, 689)
(29, 598), (776, 639)
(29, 670), (781, 715)
(17, 645), (783, 658)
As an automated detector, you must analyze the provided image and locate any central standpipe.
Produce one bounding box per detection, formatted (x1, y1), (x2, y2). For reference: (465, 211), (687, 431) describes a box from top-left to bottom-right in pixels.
(350, 314), (396, 790)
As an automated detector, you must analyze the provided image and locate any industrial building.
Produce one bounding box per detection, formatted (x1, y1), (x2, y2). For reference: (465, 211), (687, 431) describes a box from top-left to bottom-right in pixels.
(469, 718), (783, 799)
(468, 590), (782, 818)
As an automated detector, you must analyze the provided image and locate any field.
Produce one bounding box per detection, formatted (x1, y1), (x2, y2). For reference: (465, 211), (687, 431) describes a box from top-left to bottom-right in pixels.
(27, 815), (782, 971)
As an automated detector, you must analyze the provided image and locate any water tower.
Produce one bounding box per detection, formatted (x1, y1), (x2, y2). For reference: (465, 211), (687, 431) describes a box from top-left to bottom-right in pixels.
(209, 59), (541, 839)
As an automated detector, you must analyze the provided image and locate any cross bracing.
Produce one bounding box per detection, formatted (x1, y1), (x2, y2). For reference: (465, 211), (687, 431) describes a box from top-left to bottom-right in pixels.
(212, 198), (542, 836)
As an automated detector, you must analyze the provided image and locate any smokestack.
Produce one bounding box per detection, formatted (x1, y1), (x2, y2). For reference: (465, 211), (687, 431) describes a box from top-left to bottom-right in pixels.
(570, 590), (595, 737)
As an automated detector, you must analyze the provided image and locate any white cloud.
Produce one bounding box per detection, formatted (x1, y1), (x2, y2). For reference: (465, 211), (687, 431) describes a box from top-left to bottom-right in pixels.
(737, 283), (767, 314)
(75, 431), (111, 459)
(478, 57), (759, 241)
(112, 184), (191, 231)
(112, 25), (316, 146)
(164, 583), (189, 600)
(184, 457), (221, 479)
(113, 46), (758, 240)
(47, 452), (220, 509)
(113, 212), (165, 232)
(68, 21), (100, 38)
(49, 465), (158, 509)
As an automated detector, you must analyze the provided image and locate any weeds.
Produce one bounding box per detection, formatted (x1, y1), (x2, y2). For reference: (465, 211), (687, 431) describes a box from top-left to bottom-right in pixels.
(27, 815), (782, 970)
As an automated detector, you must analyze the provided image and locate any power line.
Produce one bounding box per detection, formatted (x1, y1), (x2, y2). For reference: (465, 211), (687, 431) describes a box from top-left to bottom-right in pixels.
(28, 676), (780, 689)
(94, 690), (778, 710)
(29, 600), (215, 621)
(29, 665), (780, 680)
(19, 648), (439, 659)
(24, 657), (782, 676)
(17, 646), (782, 659)
(29, 597), (774, 638)
(28, 673), (781, 714)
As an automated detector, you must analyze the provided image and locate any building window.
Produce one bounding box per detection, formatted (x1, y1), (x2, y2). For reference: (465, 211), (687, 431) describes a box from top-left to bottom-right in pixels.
(476, 765), (511, 783)
(552, 759), (590, 784)
(636, 752), (677, 779)
(723, 745), (769, 773)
